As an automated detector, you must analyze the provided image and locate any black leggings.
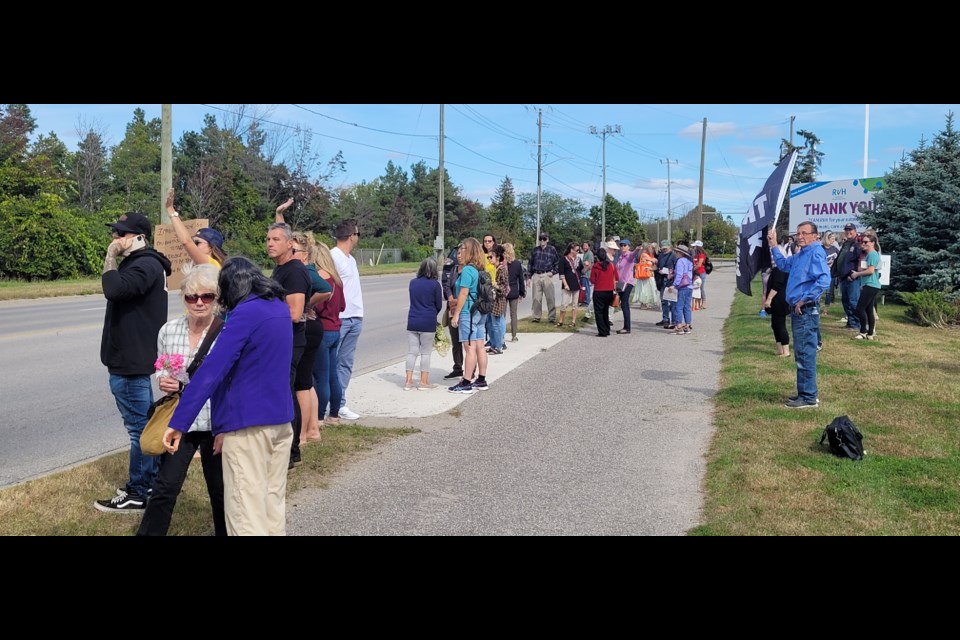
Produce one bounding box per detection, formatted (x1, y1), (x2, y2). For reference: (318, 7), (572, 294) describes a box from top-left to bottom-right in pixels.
(856, 285), (880, 336)
(771, 311), (789, 346)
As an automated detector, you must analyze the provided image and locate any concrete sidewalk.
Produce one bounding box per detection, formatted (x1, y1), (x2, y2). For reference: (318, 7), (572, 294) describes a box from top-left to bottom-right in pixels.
(287, 266), (736, 535)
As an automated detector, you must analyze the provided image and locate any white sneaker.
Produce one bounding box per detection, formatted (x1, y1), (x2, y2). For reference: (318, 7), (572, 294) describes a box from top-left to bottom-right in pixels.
(339, 407), (360, 420)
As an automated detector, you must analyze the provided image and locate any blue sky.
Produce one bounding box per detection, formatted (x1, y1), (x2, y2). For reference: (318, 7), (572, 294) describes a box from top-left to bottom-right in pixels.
(26, 103), (958, 224)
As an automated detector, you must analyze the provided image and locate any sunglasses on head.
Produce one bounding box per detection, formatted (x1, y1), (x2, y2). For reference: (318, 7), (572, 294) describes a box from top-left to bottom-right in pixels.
(184, 293), (216, 304)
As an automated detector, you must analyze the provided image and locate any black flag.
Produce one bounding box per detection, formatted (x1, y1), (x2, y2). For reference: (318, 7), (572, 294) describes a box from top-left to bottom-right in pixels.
(735, 150), (798, 296)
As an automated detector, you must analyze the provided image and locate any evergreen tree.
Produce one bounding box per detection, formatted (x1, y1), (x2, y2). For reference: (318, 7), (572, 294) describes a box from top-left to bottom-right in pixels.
(861, 112), (960, 292)
(488, 176), (522, 243)
(776, 129), (824, 235)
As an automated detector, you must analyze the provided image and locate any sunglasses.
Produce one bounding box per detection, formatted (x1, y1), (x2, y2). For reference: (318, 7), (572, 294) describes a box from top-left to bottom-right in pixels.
(184, 293), (216, 304)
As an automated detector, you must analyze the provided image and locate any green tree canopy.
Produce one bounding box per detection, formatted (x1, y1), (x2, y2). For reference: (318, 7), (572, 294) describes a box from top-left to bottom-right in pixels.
(861, 112), (960, 292)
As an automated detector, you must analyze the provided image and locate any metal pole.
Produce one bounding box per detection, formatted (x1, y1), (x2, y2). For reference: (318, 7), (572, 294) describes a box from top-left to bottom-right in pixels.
(697, 117), (706, 242)
(436, 104), (445, 263)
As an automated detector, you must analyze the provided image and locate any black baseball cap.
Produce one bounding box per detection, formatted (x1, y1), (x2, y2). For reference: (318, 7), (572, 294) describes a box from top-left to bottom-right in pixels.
(843, 223), (857, 231)
(107, 212), (152, 239)
(539, 233), (549, 240)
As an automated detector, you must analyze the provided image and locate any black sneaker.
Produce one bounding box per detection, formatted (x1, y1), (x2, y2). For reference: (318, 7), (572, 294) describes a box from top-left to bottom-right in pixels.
(443, 370), (463, 380)
(784, 398), (819, 409)
(448, 380), (476, 394)
(94, 490), (146, 513)
(817, 342), (823, 352)
(655, 320), (667, 326)
(473, 380), (489, 391)
(788, 395), (819, 404)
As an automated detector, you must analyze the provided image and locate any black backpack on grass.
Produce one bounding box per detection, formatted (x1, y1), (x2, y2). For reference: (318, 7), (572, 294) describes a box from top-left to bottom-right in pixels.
(820, 415), (864, 461)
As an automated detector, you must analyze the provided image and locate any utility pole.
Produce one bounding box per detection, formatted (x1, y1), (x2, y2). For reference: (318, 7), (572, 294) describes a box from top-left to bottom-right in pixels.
(590, 124), (621, 241)
(536, 108), (542, 241)
(697, 117), (706, 242)
(790, 115), (795, 147)
(436, 104), (445, 263)
(863, 104), (870, 178)
(661, 158), (678, 242)
(160, 104), (172, 224)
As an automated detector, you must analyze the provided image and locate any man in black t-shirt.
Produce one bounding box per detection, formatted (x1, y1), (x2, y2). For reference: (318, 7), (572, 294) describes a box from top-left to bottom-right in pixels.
(268, 222), (311, 468)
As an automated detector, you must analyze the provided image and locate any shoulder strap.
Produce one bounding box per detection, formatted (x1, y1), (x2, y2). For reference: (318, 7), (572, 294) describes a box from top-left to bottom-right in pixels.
(186, 316), (224, 377)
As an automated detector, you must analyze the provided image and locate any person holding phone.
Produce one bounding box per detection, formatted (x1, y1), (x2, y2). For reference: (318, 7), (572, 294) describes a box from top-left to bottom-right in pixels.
(95, 212), (173, 513)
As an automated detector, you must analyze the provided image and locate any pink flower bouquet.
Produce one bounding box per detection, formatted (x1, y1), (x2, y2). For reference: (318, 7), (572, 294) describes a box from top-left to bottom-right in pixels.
(154, 353), (189, 384)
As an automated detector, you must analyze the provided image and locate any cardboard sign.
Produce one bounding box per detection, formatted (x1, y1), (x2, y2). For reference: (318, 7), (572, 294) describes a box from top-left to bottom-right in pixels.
(153, 220), (209, 291)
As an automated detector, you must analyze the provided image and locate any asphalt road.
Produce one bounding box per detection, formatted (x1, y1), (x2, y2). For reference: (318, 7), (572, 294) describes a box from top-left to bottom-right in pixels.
(0, 273), (561, 489)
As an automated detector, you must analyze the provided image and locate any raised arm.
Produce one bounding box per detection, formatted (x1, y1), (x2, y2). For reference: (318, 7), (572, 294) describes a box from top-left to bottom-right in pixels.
(166, 188), (211, 266)
(275, 198), (294, 224)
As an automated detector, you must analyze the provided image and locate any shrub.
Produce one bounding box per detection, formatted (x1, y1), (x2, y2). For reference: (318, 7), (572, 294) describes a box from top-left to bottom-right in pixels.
(402, 244), (434, 262)
(0, 194), (101, 279)
(899, 290), (960, 328)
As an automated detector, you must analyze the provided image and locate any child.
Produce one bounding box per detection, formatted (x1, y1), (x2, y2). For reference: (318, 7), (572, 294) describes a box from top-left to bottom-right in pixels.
(692, 275), (703, 311)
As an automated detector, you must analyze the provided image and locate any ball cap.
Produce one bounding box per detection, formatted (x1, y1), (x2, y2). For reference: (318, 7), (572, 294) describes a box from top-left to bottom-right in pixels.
(844, 223), (857, 231)
(107, 212), (152, 239)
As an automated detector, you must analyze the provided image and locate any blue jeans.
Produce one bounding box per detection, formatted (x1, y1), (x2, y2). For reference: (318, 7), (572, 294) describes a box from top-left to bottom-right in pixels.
(336, 317), (362, 409)
(488, 314), (506, 349)
(676, 287), (693, 325)
(484, 313), (495, 345)
(791, 303), (820, 402)
(314, 329), (343, 421)
(661, 295), (675, 323)
(840, 278), (861, 328)
(109, 374), (159, 498)
(581, 276), (592, 308)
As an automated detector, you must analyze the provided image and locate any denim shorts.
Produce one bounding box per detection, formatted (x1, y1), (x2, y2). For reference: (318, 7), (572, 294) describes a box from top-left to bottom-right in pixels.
(458, 310), (486, 342)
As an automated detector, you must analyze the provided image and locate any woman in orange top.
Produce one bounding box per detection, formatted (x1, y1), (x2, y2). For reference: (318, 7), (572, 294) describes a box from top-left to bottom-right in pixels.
(632, 243), (660, 309)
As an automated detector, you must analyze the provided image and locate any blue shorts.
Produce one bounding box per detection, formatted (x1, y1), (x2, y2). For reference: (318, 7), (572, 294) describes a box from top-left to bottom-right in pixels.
(458, 310), (486, 342)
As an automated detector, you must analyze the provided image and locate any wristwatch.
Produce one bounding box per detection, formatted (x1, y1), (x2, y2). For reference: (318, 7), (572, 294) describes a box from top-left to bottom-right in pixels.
(170, 211), (180, 218)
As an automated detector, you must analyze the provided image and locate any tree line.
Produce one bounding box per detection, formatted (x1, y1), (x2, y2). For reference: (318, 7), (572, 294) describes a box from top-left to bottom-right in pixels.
(0, 104), (753, 280)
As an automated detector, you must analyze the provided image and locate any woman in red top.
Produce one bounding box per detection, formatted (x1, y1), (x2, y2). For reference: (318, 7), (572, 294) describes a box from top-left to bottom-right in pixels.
(589, 247), (617, 337)
(312, 243), (346, 427)
(692, 241), (709, 309)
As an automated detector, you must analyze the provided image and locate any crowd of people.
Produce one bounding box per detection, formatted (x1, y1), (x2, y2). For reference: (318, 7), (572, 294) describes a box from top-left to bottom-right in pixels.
(97, 204), (877, 532)
(95, 195), (368, 536)
(763, 221), (883, 409)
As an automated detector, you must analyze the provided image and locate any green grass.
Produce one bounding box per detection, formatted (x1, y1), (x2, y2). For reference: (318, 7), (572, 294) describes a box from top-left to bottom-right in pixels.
(0, 424), (416, 536)
(692, 279), (960, 536)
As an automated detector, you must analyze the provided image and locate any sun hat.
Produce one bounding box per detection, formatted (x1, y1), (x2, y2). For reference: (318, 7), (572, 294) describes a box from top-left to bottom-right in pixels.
(605, 240), (618, 251)
(674, 244), (691, 257)
(692, 240), (703, 247)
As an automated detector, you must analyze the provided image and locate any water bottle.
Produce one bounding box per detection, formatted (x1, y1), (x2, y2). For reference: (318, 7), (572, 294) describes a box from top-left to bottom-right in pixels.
(759, 309), (767, 318)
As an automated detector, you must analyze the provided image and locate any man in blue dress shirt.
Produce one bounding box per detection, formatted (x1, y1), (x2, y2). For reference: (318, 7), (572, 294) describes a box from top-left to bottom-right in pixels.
(769, 221), (830, 409)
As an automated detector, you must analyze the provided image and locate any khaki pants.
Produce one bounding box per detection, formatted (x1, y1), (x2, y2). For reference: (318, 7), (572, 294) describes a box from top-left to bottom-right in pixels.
(531, 273), (556, 322)
(222, 423), (294, 536)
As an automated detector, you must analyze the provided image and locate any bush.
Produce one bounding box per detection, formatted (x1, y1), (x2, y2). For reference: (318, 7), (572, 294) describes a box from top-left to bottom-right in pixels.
(402, 245), (434, 262)
(0, 194), (101, 279)
(898, 290), (960, 328)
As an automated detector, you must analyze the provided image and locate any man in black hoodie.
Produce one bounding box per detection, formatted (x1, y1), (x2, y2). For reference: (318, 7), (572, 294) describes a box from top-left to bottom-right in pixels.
(95, 212), (172, 513)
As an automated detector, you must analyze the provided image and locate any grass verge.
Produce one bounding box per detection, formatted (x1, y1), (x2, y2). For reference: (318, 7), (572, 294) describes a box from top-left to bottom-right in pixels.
(691, 280), (960, 536)
(0, 424), (416, 536)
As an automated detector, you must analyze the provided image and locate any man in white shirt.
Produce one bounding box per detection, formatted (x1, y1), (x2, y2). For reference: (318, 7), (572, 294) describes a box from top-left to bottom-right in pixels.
(330, 219), (363, 420)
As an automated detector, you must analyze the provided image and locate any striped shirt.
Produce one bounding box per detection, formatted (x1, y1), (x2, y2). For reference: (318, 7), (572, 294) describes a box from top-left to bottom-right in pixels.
(156, 316), (216, 433)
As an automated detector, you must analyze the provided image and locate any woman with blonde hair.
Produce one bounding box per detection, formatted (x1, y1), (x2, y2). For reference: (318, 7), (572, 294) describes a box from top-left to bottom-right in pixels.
(137, 263), (225, 536)
(291, 231), (332, 444)
(503, 242), (525, 343)
(312, 241), (346, 425)
(448, 237), (489, 393)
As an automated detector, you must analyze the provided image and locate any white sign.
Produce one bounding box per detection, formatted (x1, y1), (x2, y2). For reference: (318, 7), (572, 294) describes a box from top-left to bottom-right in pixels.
(879, 254), (891, 287)
(789, 177), (884, 233)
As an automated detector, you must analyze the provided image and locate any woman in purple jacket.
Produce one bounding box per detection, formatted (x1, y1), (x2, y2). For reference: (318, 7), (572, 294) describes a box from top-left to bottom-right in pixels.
(404, 257), (444, 390)
(164, 256), (295, 536)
